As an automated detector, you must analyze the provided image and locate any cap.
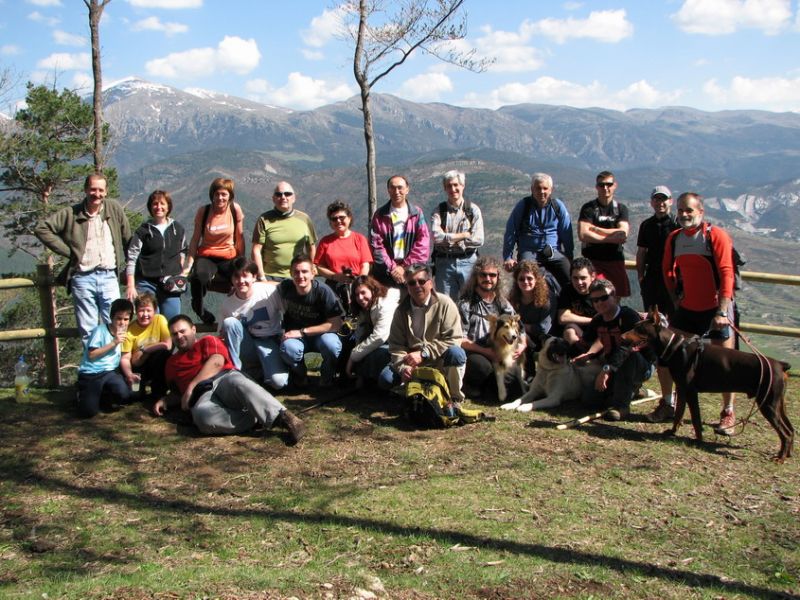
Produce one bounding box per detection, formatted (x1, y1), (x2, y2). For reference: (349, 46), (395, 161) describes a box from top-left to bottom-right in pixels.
(651, 185), (672, 199)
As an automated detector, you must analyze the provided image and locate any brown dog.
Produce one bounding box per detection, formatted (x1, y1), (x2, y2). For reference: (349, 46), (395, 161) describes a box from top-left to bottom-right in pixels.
(487, 314), (527, 402)
(622, 309), (794, 462)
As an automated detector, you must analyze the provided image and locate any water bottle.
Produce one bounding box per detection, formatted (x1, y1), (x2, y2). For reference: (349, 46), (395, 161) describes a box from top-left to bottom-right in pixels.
(14, 355), (30, 402)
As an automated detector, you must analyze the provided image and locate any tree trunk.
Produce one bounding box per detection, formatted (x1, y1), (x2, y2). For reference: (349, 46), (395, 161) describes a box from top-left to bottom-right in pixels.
(360, 85), (378, 224)
(86, 0), (108, 172)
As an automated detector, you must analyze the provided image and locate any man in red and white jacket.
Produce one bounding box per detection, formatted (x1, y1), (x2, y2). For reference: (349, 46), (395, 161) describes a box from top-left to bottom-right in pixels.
(662, 192), (737, 435)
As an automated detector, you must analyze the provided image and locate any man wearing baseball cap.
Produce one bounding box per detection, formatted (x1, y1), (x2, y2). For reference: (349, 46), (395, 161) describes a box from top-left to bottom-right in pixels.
(635, 185), (679, 422)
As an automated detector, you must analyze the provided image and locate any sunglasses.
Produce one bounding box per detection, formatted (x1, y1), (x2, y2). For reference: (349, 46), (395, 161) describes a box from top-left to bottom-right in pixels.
(590, 293), (611, 303)
(329, 215), (347, 222)
(479, 272), (498, 279)
(274, 191), (294, 198)
(406, 278), (430, 287)
(596, 182), (615, 188)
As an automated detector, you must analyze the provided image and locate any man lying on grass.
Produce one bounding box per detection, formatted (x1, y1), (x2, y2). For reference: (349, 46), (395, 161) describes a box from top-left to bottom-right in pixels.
(152, 314), (305, 444)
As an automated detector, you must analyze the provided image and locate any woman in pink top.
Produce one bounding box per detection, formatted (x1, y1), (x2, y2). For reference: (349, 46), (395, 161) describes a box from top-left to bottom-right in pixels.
(183, 178), (245, 324)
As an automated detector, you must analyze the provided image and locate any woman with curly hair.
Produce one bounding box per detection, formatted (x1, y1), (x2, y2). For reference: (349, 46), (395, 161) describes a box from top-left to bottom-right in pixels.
(509, 259), (560, 351)
(345, 275), (399, 385)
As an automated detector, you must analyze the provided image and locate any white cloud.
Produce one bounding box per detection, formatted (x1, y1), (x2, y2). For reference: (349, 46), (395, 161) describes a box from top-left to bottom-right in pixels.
(397, 72), (453, 102)
(36, 52), (91, 71)
(26, 0), (62, 6)
(301, 49), (324, 61)
(703, 76), (800, 110)
(673, 0), (792, 35)
(461, 76), (681, 110)
(145, 36), (260, 79)
(302, 6), (350, 48)
(71, 72), (93, 92)
(53, 30), (87, 46)
(524, 9), (634, 43)
(467, 26), (545, 73)
(245, 72), (354, 110)
(131, 16), (188, 35)
(28, 11), (59, 27)
(1, 45), (21, 56)
(126, 0), (202, 8)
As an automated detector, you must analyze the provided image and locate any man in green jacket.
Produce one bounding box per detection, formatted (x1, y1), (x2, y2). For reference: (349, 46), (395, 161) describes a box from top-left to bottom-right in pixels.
(35, 173), (131, 342)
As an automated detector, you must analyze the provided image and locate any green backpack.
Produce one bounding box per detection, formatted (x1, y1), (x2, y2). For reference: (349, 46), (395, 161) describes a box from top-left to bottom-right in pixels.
(406, 366), (488, 428)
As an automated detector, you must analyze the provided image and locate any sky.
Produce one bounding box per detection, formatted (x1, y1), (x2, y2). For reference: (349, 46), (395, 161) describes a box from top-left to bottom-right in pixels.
(1, 0), (800, 114)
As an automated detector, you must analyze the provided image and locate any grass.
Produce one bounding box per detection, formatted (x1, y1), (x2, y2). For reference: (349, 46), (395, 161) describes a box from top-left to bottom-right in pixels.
(1, 374), (798, 599)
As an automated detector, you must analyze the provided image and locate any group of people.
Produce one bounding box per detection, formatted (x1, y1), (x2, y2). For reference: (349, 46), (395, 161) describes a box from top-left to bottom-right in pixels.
(33, 166), (740, 442)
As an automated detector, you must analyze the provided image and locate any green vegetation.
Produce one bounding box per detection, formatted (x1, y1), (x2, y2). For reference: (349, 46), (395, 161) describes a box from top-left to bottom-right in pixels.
(1, 378), (797, 599)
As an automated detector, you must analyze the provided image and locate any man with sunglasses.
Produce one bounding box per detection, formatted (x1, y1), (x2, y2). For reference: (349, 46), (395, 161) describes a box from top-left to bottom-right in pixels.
(572, 279), (655, 421)
(578, 171), (631, 297)
(252, 181), (317, 280)
(457, 257), (522, 399)
(379, 263), (466, 401)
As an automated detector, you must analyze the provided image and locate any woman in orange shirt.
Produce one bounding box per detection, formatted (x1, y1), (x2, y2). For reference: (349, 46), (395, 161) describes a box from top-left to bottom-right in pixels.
(183, 178), (245, 324)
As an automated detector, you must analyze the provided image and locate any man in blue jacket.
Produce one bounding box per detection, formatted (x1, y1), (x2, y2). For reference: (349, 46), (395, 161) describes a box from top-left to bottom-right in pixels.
(503, 173), (573, 290)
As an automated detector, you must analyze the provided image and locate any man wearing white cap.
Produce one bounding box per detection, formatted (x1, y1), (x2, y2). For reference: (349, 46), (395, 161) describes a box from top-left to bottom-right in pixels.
(635, 185), (679, 423)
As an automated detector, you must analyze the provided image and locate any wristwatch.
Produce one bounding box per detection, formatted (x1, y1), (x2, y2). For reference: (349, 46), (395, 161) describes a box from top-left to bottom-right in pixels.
(420, 348), (430, 360)
(602, 364), (612, 373)
(716, 310), (726, 317)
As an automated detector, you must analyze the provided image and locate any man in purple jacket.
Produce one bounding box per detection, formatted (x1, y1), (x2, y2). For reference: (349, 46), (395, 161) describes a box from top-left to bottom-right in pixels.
(369, 175), (431, 293)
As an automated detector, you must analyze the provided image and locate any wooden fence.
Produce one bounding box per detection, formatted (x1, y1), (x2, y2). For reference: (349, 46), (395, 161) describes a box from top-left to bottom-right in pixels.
(1, 263), (799, 387)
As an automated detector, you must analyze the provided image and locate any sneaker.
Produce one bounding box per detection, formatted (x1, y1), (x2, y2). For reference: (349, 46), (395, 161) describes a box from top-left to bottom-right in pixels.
(645, 401), (675, 423)
(277, 409), (306, 445)
(714, 408), (736, 436)
(604, 406), (630, 421)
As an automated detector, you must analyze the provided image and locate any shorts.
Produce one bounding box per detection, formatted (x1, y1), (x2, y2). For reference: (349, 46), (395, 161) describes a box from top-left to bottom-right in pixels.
(672, 303), (734, 340)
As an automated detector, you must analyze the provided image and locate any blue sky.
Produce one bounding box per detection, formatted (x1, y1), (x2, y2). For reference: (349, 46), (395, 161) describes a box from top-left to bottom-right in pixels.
(1, 0), (799, 113)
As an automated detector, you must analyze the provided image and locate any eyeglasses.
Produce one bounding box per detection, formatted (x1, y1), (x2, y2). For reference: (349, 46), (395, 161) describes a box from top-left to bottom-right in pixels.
(597, 182), (615, 188)
(406, 278), (430, 287)
(329, 215), (347, 222)
(590, 293), (611, 303)
(274, 191), (294, 198)
(479, 272), (498, 279)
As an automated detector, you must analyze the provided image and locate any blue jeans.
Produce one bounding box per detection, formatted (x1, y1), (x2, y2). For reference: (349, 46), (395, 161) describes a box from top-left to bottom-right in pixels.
(76, 369), (131, 418)
(136, 277), (182, 321)
(352, 344), (391, 382)
(280, 332), (342, 385)
(378, 346), (467, 397)
(220, 318), (289, 390)
(434, 254), (477, 301)
(71, 269), (121, 343)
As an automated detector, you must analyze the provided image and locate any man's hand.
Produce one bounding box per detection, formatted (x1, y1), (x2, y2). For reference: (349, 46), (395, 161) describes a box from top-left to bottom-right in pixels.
(282, 329), (303, 341)
(125, 372), (141, 386)
(403, 351), (424, 367)
(607, 231), (627, 244)
(512, 343), (525, 361)
(345, 358), (355, 378)
(595, 371), (610, 392)
(400, 365), (415, 382)
(152, 397), (167, 416)
(712, 313), (728, 330)
(390, 265), (405, 284)
(180, 385), (194, 412)
(503, 258), (517, 273)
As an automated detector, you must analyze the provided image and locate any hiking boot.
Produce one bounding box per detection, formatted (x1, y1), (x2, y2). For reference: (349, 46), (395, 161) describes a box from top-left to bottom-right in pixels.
(714, 408), (736, 436)
(200, 310), (216, 325)
(604, 406), (630, 421)
(645, 400), (675, 423)
(277, 409), (306, 445)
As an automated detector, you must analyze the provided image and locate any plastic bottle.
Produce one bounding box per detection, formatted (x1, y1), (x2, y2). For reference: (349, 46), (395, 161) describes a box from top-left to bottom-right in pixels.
(14, 355), (30, 402)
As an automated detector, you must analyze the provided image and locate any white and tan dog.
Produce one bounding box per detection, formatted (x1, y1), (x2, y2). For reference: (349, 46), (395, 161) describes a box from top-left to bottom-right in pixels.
(487, 314), (527, 402)
(501, 336), (601, 412)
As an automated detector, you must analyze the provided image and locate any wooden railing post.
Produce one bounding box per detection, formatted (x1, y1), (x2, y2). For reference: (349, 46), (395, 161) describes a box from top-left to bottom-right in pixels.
(36, 263), (61, 387)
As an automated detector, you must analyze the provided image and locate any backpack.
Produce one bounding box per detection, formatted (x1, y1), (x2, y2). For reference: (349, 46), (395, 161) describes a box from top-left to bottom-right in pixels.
(517, 196), (571, 237)
(668, 223), (746, 291)
(437, 199), (475, 231)
(405, 366), (487, 428)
